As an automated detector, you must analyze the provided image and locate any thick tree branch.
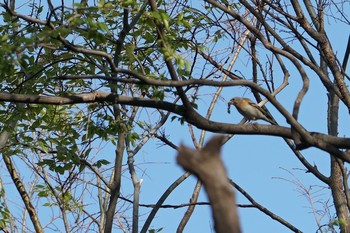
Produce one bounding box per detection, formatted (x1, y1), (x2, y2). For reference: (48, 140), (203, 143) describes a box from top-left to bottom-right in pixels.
(177, 136), (241, 233)
(104, 129), (126, 233)
(0, 92), (350, 151)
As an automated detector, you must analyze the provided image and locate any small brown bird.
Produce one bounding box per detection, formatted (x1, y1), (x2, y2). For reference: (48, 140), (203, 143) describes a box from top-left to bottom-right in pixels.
(228, 97), (275, 124)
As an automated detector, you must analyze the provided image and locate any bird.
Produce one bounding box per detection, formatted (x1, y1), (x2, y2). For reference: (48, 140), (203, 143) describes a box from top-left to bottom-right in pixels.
(228, 97), (276, 124)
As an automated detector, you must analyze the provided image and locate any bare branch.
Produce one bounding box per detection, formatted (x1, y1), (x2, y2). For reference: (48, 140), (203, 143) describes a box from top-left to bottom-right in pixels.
(230, 179), (302, 233)
(140, 172), (191, 233)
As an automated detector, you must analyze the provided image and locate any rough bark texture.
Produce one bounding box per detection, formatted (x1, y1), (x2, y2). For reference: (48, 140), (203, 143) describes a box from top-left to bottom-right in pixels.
(177, 136), (241, 233)
(0, 117), (43, 233)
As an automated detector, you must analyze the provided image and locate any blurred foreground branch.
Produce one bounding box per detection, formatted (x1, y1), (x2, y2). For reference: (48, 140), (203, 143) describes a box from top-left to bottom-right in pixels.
(177, 136), (241, 233)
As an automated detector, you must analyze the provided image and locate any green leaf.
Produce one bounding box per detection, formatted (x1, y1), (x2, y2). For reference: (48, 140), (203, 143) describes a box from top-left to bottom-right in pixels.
(190, 102), (198, 109)
(148, 228), (163, 233)
(56, 166), (65, 175)
(38, 191), (49, 197)
(93, 159), (110, 168)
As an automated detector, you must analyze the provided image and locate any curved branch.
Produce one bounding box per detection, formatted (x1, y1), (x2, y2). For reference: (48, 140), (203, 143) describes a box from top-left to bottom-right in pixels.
(205, 0), (344, 106)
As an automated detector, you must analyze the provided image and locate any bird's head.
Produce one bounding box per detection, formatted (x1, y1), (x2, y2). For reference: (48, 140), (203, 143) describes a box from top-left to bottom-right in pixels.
(228, 97), (241, 114)
(228, 97), (241, 106)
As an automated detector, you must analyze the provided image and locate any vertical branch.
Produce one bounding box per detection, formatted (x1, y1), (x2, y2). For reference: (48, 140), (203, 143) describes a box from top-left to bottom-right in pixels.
(114, 8), (130, 67)
(2, 157), (43, 233)
(200, 23), (252, 144)
(2, 155), (44, 231)
(177, 136), (241, 233)
(104, 127), (127, 233)
(113, 1), (148, 67)
(328, 32), (350, 233)
(35, 152), (73, 233)
(125, 107), (141, 233)
(147, 0), (192, 109)
(0, 175), (11, 233)
(330, 156), (349, 232)
(97, 177), (106, 233)
(59, 197), (70, 233)
(126, 109), (170, 232)
(104, 3), (140, 230)
(176, 179), (202, 233)
(176, 123), (201, 233)
(1, 3), (43, 231)
(177, 19), (252, 232)
(105, 3), (152, 228)
(127, 148), (140, 233)
(342, 35), (350, 71)
(0, 110), (43, 233)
